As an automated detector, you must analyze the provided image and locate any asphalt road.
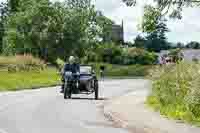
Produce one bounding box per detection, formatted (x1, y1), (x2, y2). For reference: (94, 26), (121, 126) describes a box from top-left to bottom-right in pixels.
(0, 79), (149, 133)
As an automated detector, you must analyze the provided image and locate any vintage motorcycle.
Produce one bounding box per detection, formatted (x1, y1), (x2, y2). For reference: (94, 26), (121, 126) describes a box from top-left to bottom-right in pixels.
(63, 65), (99, 100)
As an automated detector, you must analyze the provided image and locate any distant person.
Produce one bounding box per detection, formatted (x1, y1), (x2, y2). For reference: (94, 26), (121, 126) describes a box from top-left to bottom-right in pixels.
(158, 56), (163, 66)
(159, 56), (166, 65)
(60, 56), (80, 93)
(165, 57), (171, 65)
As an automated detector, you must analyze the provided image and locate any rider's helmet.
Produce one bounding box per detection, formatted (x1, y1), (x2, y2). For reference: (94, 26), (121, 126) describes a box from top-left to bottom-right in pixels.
(69, 56), (75, 64)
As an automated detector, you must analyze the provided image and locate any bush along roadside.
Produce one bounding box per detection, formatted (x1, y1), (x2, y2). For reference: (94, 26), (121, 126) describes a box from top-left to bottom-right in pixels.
(55, 57), (153, 77)
(147, 62), (200, 126)
(0, 55), (60, 92)
(0, 55), (46, 72)
(82, 43), (158, 66)
(88, 63), (153, 77)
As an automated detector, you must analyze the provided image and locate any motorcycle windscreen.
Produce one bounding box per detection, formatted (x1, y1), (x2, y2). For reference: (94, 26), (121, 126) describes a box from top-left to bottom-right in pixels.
(80, 76), (93, 81)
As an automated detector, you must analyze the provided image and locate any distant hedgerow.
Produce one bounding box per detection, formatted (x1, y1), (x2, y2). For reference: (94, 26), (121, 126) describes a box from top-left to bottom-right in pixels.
(0, 54), (46, 72)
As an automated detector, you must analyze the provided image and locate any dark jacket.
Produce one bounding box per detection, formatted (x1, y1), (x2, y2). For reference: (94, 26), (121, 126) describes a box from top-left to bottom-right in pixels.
(63, 63), (80, 74)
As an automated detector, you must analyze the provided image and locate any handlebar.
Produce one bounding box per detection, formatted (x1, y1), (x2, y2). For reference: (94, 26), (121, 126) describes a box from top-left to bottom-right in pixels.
(72, 73), (80, 76)
(64, 71), (80, 76)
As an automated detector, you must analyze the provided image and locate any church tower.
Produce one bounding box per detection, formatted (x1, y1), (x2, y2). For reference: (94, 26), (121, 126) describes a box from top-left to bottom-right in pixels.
(121, 20), (125, 45)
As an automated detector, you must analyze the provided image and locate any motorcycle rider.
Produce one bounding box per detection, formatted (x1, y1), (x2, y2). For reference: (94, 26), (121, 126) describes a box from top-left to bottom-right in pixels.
(60, 56), (80, 93)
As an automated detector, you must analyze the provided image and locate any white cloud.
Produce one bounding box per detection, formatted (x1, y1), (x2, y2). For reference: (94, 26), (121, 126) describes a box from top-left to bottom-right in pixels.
(1, 0), (199, 43)
(94, 0), (200, 43)
(166, 7), (200, 43)
(94, 0), (122, 13)
(94, 0), (144, 42)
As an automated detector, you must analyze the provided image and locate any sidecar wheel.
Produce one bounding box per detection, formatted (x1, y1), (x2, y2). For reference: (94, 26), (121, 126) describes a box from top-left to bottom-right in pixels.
(68, 90), (72, 99)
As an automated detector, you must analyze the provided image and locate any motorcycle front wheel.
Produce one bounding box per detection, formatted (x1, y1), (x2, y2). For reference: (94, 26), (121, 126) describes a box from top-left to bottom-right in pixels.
(64, 81), (72, 99)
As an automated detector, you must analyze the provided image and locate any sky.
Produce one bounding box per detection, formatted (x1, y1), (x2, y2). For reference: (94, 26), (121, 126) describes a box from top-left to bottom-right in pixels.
(2, 0), (200, 43)
(93, 0), (200, 43)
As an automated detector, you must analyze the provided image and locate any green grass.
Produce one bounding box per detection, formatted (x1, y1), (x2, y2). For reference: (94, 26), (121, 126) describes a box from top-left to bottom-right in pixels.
(147, 62), (200, 126)
(0, 67), (60, 92)
(146, 96), (200, 126)
(89, 63), (152, 77)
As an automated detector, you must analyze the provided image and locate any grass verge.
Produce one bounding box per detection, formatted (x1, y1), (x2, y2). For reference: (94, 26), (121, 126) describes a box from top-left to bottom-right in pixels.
(146, 62), (200, 126)
(0, 67), (60, 92)
(89, 63), (152, 77)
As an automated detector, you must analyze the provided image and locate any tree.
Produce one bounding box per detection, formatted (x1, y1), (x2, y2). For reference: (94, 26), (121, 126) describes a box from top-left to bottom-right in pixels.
(94, 11), (114, 43)
(186, 41), (200, 49)
(9, 0), (20, 12)
(123, 0), (200, 18)
(2, 0), (114, 62)
(3, 0), (53, 55)
(134, 35), (146, 48)
(0, 1), (9, 53)
(176, 42), (185, 48)
(140, 6), (162, 33)
(141, 5), (170, 52)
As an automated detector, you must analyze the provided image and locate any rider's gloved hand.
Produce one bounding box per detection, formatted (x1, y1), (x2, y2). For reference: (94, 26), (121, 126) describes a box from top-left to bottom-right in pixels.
(76, 72), (80, 75)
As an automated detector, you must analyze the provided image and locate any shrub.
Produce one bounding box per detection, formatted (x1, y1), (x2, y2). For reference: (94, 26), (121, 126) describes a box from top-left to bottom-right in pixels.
(192, 57), (199, 63)
(85, 43), (123, 64)
(100, 43), (122, 63)
(112, 56), (123, 64)
(81, 43), (157, 65)
(0, 55), (46, 72)
(88, 63), (152, 77)
(125, 48), (158, 65)
(168, 48), (184, 62)
(56, 58), (65, 71)
(86, 51), (100, 63)
(107, 64), (152, 77)
(148, 62), (200, 124)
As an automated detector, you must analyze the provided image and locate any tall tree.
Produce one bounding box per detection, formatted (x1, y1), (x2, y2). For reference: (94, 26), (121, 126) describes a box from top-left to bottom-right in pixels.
(94, 11), (114, 43)
(9, 0), (20, 12)
(123, 0), (200, 18)
(141, 6), (170, 52)
(2, 0), (113, 62)
(0, 1), (9, 53)
(141, 6), (162, 33)
(176, 42), (184, 48)
(134, 35), (146, 48)
(186, 41), (200, 49)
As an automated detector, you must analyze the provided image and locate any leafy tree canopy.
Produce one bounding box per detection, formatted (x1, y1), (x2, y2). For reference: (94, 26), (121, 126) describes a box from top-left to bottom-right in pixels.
(0, 0), (114, 62)
(139, 5), (170, 52)
(186, 41), (200, 49)
(134, 35), (146, 48)
(123, 0), (200, 18)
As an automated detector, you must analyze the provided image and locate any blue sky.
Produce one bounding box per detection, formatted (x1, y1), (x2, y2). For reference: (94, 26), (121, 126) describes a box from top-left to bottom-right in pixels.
(1, 0), (200, 43)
